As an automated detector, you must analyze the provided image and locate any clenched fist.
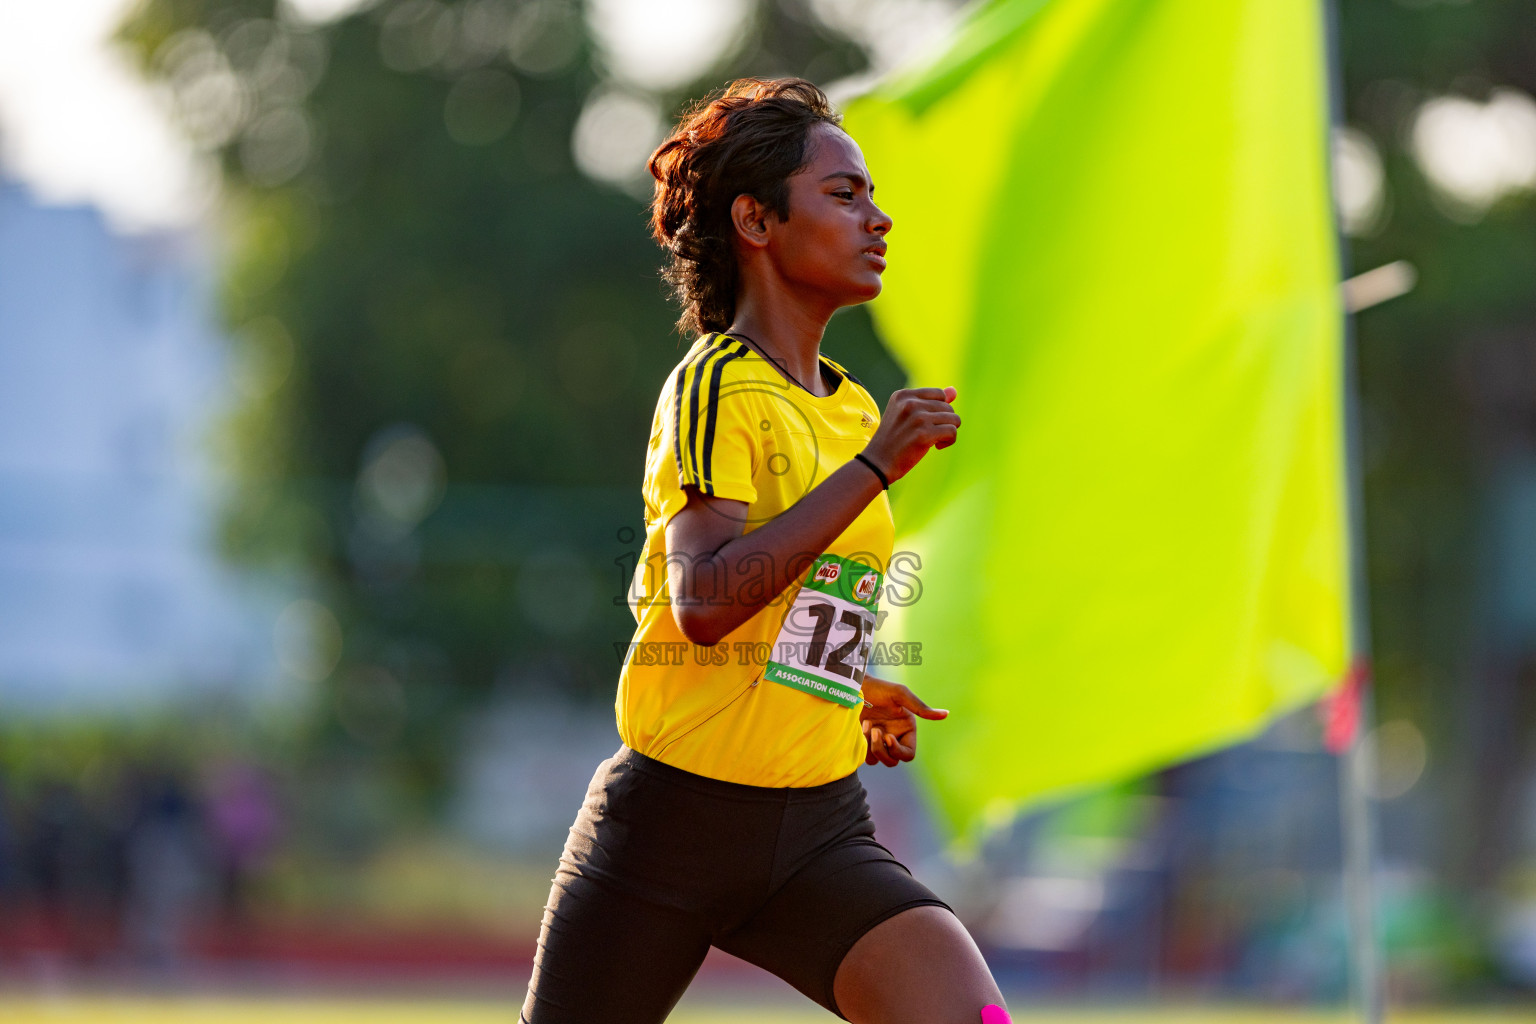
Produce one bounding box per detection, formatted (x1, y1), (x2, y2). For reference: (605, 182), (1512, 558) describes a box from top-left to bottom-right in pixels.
(860, 386), (960, 485)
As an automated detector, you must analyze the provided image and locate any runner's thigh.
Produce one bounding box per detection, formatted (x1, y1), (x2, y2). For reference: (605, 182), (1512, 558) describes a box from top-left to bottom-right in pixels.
(715, 832), (949, 1018)
(520, 860), (711, 1024)
(521, 752), (724, 1024)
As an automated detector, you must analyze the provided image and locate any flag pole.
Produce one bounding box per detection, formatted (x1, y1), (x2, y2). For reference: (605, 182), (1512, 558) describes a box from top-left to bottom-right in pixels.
(1321, 0), (1384, 1021)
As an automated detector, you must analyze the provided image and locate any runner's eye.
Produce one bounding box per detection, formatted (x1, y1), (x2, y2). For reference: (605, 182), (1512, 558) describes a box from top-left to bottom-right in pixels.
(833, 190), (854, 200)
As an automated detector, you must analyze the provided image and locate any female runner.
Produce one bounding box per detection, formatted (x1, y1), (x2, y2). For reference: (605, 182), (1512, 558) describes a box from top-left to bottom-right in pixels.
(521, 78), (1009, 1024)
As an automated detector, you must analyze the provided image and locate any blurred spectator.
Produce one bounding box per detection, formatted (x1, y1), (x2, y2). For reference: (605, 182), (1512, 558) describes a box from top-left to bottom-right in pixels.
(22, 776), (119, 962)
(205, 760), (281, 931)
(121, 768), (213, 969)
(0, 777), (16, 899)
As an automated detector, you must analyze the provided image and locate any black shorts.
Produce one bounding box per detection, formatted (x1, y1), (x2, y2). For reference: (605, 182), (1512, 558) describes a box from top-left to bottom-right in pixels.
(520, 745), (952, 1023)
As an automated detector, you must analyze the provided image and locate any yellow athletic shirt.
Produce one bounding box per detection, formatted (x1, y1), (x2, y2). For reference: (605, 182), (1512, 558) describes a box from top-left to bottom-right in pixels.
(617, 332), (894, 787)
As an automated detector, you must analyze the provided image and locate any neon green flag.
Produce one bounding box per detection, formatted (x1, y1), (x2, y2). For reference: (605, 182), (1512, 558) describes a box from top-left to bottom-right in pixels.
(844, 0), (1350, 842)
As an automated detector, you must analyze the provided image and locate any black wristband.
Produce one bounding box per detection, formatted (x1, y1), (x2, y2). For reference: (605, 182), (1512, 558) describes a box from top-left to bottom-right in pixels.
(853, 452), (890, 490)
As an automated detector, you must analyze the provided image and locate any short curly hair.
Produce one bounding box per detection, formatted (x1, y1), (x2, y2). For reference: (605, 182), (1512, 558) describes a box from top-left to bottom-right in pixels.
(647, 78), (842, 338)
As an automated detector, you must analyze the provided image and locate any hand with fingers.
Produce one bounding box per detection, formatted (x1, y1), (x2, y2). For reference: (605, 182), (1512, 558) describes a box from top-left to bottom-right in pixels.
(859, 386), (960, 486)
(859, 676), (949, 767)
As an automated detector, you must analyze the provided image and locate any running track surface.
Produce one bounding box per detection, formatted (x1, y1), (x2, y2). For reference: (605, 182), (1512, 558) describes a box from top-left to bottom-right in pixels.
(0, 1000), (1531, 1023)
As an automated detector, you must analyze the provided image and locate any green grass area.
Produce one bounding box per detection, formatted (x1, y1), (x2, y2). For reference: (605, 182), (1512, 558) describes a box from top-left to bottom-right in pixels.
(0, 999), (1532, 1024)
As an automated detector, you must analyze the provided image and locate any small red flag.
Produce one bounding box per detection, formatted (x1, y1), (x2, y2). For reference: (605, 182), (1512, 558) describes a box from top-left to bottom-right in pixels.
(1320, 657), (1371, 755)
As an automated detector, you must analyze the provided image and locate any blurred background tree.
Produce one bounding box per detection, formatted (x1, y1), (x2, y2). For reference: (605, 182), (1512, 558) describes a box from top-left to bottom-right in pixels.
(1337, 0), (1536, 900)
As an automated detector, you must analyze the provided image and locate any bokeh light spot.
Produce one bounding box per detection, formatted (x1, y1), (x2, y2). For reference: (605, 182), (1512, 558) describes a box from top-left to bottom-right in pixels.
(1333, 126), (1386, 236)
(572, 88), (664, 191)
(356, 423), (448, 541)
(274, 598), (344, 682)
(229, 315), (296, 401)
(586, 0), (751, 93)
(506, 1), (582, 77)
(379, 0), (456, 73)
(1412, 88), (1536, 219)
(239, 106), (313, 186)
(1361, 718), (1429, 800)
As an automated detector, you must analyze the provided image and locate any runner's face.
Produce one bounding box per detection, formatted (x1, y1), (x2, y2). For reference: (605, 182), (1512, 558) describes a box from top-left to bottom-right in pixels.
(772, 125), (892, 307)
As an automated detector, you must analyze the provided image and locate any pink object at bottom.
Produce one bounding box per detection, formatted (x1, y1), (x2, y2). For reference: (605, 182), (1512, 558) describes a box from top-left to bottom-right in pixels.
(981, 1006), (1012, 1024)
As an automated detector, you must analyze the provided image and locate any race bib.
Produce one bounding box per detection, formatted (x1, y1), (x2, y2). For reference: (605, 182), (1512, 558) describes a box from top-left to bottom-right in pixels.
(763, 553), (881, 708)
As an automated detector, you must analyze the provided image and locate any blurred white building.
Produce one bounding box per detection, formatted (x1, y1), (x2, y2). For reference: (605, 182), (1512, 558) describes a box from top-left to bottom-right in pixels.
(0, 179), (278, 711)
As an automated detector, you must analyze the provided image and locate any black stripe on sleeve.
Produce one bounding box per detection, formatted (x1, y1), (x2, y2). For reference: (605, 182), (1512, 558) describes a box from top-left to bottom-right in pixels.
(699, 341), (750, 496)
(672, 335), (718, 482)
(685, 338), (731, 486)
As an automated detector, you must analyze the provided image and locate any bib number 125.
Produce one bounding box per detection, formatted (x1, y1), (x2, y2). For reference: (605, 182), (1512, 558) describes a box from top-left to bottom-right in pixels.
(763, 553), (882, 708)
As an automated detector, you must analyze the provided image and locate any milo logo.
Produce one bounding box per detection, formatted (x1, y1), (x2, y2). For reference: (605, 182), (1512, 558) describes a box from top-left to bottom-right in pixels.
(854, 571), (879, 602)
(813, 562), (841, 585)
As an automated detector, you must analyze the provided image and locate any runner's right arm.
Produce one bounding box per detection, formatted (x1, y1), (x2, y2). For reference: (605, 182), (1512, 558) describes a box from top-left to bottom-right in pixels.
(666, 386), (959, 646)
